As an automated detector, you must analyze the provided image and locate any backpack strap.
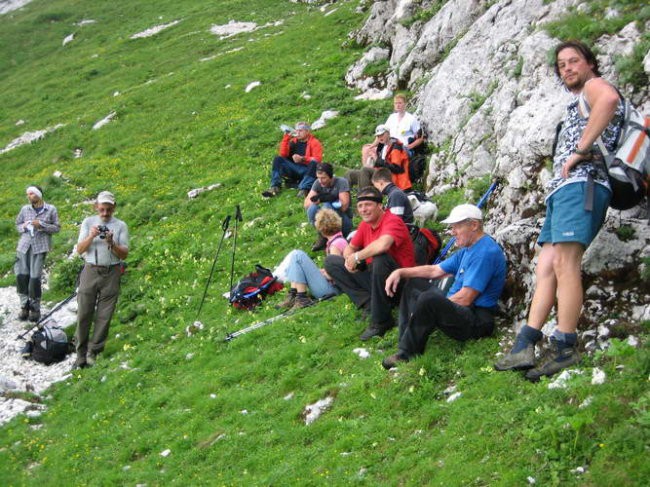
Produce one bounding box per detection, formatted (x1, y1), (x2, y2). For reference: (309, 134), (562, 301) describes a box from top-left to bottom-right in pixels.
(326, 234), (347, 254)
(576, 95), (600, 212)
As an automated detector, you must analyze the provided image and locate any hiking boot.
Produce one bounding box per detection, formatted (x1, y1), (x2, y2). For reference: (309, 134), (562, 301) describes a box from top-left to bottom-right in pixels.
(311, 234), (327, 252)
(262, 186), (280, 198)
(275, 290), (297, 310)
(524, 341), (581, 382)
(86, 352), (97, 367)
(292, 294), (315, 310)
(21, 341), (33, 359)
(297, 189), (308, 198)
(72, 358), (87, 370)
(494, 343), (536, 371)
(358, 306), (370, 322)
(382, 353), (408, 370)
(18, 307), (29, 321)
(28, 310), (41, 323)
(360, 324), (388, 341)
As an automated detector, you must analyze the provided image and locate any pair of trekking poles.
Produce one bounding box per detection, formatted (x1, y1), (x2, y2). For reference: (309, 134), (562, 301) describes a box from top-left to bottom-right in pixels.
(193, 202), (332, 341)
(223, 179), (501, 342)
(194, 205), (243, 326)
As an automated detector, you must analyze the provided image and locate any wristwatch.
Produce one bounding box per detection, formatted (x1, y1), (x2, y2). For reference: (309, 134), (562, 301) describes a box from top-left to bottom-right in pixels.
(575, 147), (591, 156)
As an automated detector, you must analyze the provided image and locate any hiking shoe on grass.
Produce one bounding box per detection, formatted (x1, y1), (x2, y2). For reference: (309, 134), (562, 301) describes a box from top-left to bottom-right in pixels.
(524, 342), (580, 382)
(28, 310), (40, 323)
(275, 290), (297, 310)
(18, 307), (29, 321)
(292, 294), (315, 310)
(382, 353), (408, 370)
(360, 324), (387, 341)
(311, 234), (327, 252)
(86, 352), (97, 367)
(494, 343), (536, 371)
(297, 189), (308, 198)
(262, 186), (280, 198)
(72, 358), (87, 370)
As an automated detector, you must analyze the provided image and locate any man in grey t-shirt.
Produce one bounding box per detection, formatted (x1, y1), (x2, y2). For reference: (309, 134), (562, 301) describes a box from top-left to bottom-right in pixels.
(73, 191), (129, 369)
(304, 162), (352, 251)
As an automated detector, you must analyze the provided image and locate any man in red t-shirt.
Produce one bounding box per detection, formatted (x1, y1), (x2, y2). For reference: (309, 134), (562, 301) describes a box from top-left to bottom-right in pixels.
(324, 186), (415, 340)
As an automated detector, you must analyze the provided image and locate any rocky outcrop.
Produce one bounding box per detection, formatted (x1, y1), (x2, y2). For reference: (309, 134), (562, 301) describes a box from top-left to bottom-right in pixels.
(348, 0), (650, 332)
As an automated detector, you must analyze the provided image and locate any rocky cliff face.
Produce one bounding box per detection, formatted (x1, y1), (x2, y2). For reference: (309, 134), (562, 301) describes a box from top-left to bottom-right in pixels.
(348, 0), (650, 336)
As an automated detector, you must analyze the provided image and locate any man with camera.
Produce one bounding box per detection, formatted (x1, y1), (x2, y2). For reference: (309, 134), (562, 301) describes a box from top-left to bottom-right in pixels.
(304, 162), (352, 251)
(73, 191), (129, 369)
(324, 186), (415, 340)
(15, 185), (60, 322)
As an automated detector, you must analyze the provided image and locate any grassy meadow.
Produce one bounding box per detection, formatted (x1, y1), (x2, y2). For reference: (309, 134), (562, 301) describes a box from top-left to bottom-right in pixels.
(0, 0), (648, 485)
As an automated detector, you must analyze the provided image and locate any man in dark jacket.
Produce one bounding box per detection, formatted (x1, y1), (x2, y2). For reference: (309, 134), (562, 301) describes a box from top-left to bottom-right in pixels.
(371, 168), (414, 224)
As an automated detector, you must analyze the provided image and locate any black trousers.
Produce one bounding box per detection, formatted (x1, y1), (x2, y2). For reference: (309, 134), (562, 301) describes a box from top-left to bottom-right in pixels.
(398, 278), (495, 358)
(324, 253), (402, 329)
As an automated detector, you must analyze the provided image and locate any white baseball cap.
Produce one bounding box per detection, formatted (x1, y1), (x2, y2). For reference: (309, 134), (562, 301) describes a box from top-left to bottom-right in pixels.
(374, 124), (389, 136)
(96, 191), (116, 205)
(441, 204), (482, 224)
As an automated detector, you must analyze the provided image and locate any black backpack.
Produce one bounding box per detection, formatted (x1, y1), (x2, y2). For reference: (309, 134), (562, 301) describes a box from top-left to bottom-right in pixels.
(229, 264), (284, 310)
(409, 225), (442, 265)
(29, 325), (69, 365)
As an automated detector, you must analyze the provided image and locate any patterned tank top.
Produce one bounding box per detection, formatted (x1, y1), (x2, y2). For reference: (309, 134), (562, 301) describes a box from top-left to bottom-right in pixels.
(546, 82), (624, 197)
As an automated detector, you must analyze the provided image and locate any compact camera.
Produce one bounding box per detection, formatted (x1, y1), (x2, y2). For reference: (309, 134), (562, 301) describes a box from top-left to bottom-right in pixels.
(97, 225), (110, 239)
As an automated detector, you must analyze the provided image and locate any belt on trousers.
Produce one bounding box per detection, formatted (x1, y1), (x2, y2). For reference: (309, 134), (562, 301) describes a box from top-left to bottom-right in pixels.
(87, 263), (120, 270)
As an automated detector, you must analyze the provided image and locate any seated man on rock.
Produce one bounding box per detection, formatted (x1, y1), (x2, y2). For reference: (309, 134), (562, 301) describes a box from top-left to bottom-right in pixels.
(304, 162), (352, 251)
(262, 121), (323, 198)
(346, 124), (412, 192)
(371, 168), (414, 224)
(381, 204), (506, 369)
(324, 186), (416, 341)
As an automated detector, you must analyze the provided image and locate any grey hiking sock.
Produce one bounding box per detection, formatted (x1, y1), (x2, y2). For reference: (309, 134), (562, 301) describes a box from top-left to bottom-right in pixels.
(551, 330), (578, 348)
(511, 325), (543, 353)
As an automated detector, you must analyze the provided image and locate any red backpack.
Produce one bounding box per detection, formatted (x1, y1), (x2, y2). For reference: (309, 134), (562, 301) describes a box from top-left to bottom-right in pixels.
(228, 265), (284, 310)
(409, 225), (442, 265)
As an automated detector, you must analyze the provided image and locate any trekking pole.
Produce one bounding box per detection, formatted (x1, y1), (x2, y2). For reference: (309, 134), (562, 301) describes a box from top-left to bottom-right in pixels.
(224, 294), (335, 342)
(17, 290), (78, 340)
(195, 214), (231, 323)
(433, 179), (500, 264)
(228, 205), (243, 293)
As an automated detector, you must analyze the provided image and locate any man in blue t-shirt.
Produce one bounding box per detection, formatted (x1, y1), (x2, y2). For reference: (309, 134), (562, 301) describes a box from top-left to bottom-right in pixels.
(381, 204), (506, 369)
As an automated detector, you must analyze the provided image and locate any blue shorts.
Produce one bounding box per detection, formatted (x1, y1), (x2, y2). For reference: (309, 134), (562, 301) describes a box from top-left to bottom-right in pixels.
(538, 181), (610, 247)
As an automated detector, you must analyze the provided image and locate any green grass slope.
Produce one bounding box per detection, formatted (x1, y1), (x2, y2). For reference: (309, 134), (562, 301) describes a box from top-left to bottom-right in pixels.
(0, 0), (648, 485)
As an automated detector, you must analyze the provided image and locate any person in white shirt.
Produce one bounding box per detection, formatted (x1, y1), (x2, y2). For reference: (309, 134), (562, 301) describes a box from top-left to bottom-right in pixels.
(384, 94), (425, 154)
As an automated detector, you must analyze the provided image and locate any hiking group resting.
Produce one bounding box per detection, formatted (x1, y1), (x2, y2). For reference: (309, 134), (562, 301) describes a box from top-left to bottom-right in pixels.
(15, 41), (647, 382)
(257, 40), (646, 380)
